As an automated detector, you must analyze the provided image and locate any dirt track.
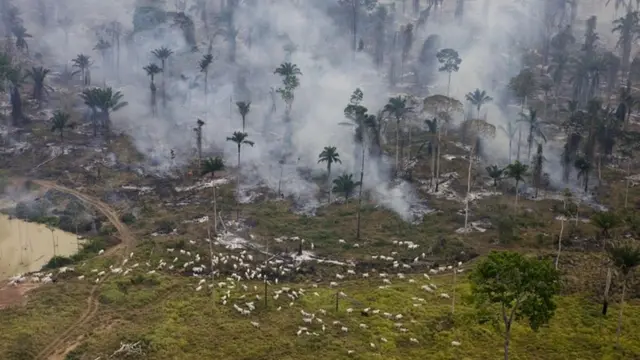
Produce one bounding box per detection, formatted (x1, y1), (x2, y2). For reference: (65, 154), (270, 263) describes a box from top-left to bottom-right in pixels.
(25, 180), (134, 360)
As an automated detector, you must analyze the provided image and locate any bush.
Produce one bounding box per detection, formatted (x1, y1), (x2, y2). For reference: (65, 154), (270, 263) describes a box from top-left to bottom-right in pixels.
(42, 256), (74, 270)
(121, 212), (137, 225)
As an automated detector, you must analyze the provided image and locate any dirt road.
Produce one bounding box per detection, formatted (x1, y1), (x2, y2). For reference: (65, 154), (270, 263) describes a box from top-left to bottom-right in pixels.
(24, 180), (135, 360)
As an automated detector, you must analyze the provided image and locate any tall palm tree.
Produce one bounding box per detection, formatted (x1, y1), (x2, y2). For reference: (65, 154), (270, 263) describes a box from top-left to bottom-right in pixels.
(143, 63), (162, 115)
(499, 120), (518, 163)
(318, 146), (342, 203)
(236, 101), (251, 131)
(151, 46), (173, 106)
(574, 156), (592, 193)
(607, 240), (640, 346)
(199, 53), (213, 97)
(50, 110), (72, 144)
(383, 96), (413, 175)
(72, 54), (91, 86)
(226, 131), (255, 171)
(505, 160), (529, 207)
(592, 210), (622, 317)
(486, 165), (504, 188)
(332, 173), (361, 202)
(274, 62), (302, 78)
(465, 88), (493, 118)
(25, 66), (51, 106)
(518, 108), (547, 161)
(90, 87), (128, 139)
(227, 131), (255, 217)
(509, 69), (537, 161)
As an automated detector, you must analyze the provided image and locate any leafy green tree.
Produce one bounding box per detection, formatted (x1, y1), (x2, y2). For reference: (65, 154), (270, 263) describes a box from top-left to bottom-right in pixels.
(592, 210), (621, 315)
(93, 38), (111, 71)
(607, 240), (640, 346)
(470, 251), (561, 360)
(332, 173), (361, 202)
(436, 48), (462, 98)
(486, 165), (504, 188)
(236, 101), (251, 131)
(504, 160), (528, 207)
(318, 146), (342, 203)
(465, 88), (493, 118)
(383, 96), (413, 175)
(50, 110), (72, 143)
(72, 54), (91, 86)
(274, 62), (302, 113)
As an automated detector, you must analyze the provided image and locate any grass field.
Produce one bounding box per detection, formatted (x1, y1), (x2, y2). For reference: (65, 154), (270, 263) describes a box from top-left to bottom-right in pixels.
(1, 259), (639, 360)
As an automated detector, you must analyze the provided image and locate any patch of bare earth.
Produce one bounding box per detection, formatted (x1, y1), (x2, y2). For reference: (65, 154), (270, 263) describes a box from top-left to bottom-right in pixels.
(0, 281), (41, 309)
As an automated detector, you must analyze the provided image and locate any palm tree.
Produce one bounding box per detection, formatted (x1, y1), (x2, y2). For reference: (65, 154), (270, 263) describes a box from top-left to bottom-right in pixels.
(199, 53), (213, 96)
(80, 88), (100, 136)
(11, 24), (31, 53)
(226, 132), (255, 171)
(499, 120), (518, 163)
(509, 69), (537, 161)
(72, 54), (91, 86)
(194, 119), (205, 169)
(5, 67), (25, 126)
(201, 156), (225, 177)
(332, 173), (361, 202)
(274, 62), (302, 78)
(518, 108), (547, 161)
(227, 131), (255, 218)
(504, 160), (528, 207)
(151, 46), (173, 106)
(607, 240), (640, 346)
(25, 66), (51, 106)
(50, 110), (72, 143)
(612, 10), (640, 76)
(151, 46), (173, 72)
(531, 143), (545, 198)
(318, 146), (342, 203)
(465, 88), (493, 118)
(143, 63), (162, 115)
(93, 39), (112, 77)
(383, 96), (413, 175)
(486, 165), (504, 188)
(236, 101), (251, 131)
(425, 117), (439, 188)
(90, 87), (128, 139)
(592, 210), (622, 317)
(274, 62), (302, 112)
(591, 211), (620, 242)
(574, 156), (592, 193)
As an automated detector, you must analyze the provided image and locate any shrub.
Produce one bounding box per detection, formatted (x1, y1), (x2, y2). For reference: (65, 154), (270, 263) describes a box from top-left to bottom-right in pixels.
(42, 256), (74, 270)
